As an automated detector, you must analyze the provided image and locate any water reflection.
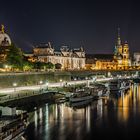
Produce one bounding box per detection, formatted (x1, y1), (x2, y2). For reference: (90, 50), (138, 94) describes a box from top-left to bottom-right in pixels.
(25, 84), (140, 140)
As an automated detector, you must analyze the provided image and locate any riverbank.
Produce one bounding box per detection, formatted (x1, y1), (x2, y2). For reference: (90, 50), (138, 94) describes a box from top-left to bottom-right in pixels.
(0, 76), (135, 110)
(0, 70), (138, 88)
(0, 71), (71, 88)
(0, 91), (64, 109)
(0, 82), (86, 108)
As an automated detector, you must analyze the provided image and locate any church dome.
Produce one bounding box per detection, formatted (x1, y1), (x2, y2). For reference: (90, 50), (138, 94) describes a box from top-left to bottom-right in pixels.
(0, 31), (11, 46)
(124, 41), (129, 48)
(0, 25), (11, 46)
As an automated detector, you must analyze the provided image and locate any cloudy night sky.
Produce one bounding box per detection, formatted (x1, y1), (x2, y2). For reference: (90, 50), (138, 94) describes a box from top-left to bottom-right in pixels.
(0, 0), (140, 54)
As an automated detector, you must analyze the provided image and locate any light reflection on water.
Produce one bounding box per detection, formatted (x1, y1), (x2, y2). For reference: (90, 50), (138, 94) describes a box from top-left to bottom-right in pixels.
(25, 84), (140, 140)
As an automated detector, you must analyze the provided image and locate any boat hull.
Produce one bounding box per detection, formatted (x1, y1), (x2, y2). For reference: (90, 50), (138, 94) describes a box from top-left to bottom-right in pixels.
(69, 95), (93, 103)
(70, 99), (93, 107)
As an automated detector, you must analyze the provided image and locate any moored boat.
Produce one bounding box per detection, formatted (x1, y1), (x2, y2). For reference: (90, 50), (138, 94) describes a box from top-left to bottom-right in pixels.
(108, 80), (130, 92)
(70, 95), (93, 103)
(55, 97), (66, 104)
(70, 98), (93, 107)
(0, 108), (28, 140)
(133, 77), (140, 83)
(69, 90), (93, 103)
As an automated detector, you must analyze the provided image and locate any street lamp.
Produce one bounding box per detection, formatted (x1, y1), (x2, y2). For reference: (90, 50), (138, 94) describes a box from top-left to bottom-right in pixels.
(5, 65), (8, 72)
(74, 78), (77, 81)
(85, 77), (88, 80)
(39, 80), (43, 92)
(46, 81), (49, 90)
(93, 77), (96, 82)
(85, 77), (89, 87)
(60, 79), (63, 87)
(73, 78), (77, 88)
(13, 82), (17, 92)
(5, 65), (8, 68)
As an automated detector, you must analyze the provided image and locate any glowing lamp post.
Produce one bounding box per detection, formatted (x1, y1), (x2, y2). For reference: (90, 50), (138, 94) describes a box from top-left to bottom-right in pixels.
(39, 81), (43, 92)
(93, 77), (96, 82)
(74, 78), (77, 87)
(5, 65), (8, 72)
(85, 77), (89, 87)
(60, 79), (63, 87)
(46, 82), (49, 90)
(13, 83), (17, 92)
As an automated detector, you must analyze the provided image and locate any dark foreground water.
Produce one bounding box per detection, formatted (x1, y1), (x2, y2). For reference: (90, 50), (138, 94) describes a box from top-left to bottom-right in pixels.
(25, 84), (140, 140)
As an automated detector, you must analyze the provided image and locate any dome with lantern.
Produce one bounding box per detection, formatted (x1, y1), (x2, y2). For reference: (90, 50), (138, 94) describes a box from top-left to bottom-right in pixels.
(0, 25), (11, 46)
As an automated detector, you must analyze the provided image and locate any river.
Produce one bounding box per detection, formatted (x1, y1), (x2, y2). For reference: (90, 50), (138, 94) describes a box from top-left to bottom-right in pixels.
(24, 83), (140, 140)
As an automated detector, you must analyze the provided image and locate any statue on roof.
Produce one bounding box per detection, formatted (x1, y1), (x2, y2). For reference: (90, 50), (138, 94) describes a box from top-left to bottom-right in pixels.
(1, 24), (5, 33)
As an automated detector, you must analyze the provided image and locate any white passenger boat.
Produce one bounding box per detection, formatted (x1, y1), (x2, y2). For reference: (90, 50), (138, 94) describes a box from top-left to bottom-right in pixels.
(108, 80), (130, 92)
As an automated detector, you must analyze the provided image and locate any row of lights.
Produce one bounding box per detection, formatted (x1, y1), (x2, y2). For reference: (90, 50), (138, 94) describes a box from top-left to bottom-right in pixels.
(12, 80), (49, 93)
(12, 79), (64, 93)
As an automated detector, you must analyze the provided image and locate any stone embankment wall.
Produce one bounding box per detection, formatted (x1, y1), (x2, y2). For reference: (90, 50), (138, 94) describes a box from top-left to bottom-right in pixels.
(0, 72), (71, 88)
(0, 70), (138, 88)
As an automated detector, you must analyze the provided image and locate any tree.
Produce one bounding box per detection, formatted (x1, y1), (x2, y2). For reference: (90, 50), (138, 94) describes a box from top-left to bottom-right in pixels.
(23, 61), (34, 71)
(45, 62), (54, 69)
(6, 43), (23, 70)
(33, 62), (55, 71)
(33, 62), (46, 70)
(55, 63), (62, 70)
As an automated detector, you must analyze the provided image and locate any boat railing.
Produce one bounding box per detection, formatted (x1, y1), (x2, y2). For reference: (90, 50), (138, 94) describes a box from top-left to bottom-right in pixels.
(12, 125), (25, 138)
(0, 123), (26, 140)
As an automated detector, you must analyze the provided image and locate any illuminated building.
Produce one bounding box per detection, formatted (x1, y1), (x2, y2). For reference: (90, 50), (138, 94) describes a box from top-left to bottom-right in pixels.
(85, 54), (96, 70)
(26, 42), (85, 70)
(86, 29), (131, 70)
(113, 28), (131, 69)
(0, 25), (11, 62)
(133, 53), (140, 66)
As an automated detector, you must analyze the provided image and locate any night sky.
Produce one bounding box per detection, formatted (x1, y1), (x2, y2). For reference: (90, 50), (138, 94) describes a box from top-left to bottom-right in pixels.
(0, 0), (140, 54)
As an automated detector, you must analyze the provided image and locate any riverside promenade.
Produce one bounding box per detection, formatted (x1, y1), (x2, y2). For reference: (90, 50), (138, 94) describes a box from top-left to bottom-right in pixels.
(0, 79), (93, 104)
(0, 77), (113, 94)
(0, 76), (132, 104)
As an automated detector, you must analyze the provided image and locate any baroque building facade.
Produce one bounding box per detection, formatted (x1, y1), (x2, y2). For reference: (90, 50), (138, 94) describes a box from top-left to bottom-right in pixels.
(26, 42), (86, 70)
(133, 53), (140, 66)
(113, 28), (131, 69)
(91, 29), (131, 70)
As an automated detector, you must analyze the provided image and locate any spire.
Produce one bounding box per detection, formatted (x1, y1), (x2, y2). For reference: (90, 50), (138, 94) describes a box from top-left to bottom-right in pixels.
(114, 45), (117, 54)
(117, 27), (121, 46)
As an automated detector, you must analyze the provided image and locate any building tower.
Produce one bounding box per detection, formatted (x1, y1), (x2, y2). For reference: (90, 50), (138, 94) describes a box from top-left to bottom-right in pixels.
(117, 28), (123, 55)
(114, 28), (130, 69)
(114, 28), (123, 68)
(122, 41), (130, 66)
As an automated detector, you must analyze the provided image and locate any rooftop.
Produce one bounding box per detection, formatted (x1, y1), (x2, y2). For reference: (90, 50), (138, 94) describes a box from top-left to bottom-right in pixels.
(86, 54), (114, 60)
